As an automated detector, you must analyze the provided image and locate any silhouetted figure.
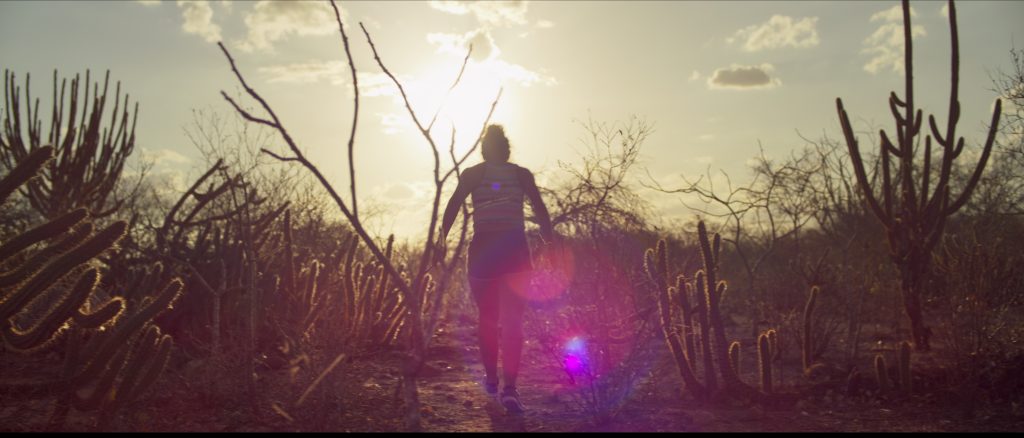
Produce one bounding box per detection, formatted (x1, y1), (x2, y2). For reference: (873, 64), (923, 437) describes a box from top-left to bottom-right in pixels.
(439, 124), (554, 414)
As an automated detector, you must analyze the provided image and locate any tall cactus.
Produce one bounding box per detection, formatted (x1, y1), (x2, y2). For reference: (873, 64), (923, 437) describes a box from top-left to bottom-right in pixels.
(648, 241), (707, 401)
(802, 286), (819, 372)
(647, 221), (768, 402)
(875, 354), (890, 393)
(835, 0), (1002, 351)
(897, 340), (912, 394)
(758, 332), (772, 394)
(1, 70), (138, 219)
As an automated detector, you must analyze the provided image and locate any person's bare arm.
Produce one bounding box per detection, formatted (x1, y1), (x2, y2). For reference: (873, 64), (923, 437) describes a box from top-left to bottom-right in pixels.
(518, 167), (554, 243)
(440, 166), (482, 242)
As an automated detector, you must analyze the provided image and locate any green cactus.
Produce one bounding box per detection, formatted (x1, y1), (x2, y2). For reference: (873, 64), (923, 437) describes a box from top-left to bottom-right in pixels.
(0, 207), (87, 266)
(283, 209), (296, 295)
(0, 221), (93, 288)
(898, 340), (912, 394)
(728, 341), (741, 376)
(758, 332), (772, 394)
(803, 286), (820, 372)
(1, 146), (179, 430)
(647, 220), (768, 403)
(675, 274), (698, 370)
(875, 354), (890, 393)
(0, 146), (54, 204)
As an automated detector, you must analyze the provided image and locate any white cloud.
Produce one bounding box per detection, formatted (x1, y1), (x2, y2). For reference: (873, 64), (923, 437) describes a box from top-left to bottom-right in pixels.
(258, 62), (400, 97)
(426, 30), (555, 88)
(379, 112), (409, 135)
(142, 147), (192, 166)
(236, 0), (338, 52)
(728, 15), (820, 51)
(707, 64), (781, 90)
(429, 0), (529, 27)
(940, 3), (949, 18)
(861, 4), (926, 74)
(535, 19), (555, 29)
(259, 60), (348, 85)
(136, 0), (162, 6)
(487, 59), (557, 87)
(428, 30), (501, 62)
(177, 0), (221, 43)
(697, 134), (715, 142)
(689, 70), (701, 82)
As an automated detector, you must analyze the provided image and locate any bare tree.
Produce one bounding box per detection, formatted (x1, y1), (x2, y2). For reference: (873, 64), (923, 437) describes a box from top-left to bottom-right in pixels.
(216, 1), (498, 430)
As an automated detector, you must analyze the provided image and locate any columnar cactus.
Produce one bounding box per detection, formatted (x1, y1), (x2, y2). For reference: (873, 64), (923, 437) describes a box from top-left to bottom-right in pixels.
(898, 340), (912, 394)
(1, 145), (182, 429)
(758, 332), (772, 394)
(802, 286), (820, 372)
(875, 354), (890, 393)
(835, 0), (1002, 351)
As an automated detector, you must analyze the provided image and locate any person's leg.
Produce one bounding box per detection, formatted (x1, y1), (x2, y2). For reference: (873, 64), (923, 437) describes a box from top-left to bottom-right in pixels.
(499, 271), (530, 389)
(469, 276), (500, 392)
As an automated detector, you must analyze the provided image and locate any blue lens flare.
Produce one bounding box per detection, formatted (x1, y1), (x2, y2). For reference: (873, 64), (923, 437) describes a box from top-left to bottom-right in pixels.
(563, 336), (589, 373)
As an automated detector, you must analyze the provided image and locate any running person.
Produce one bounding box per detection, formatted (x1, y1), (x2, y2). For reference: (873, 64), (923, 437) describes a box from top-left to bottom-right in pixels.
(438, 124), (554, 414)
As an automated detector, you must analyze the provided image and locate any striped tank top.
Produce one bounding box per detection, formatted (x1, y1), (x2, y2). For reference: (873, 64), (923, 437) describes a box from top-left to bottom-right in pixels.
(470, 162), (525, 233)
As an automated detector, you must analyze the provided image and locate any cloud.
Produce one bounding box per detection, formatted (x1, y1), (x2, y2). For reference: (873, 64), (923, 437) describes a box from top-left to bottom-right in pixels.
(429, 0), (529, 27)
(728, 15), (820, 51)
(940, 3), (949, 18)
(136, 0), (161, 6)
(535, 19), (555, 29)
(428, 30), (501, 62)
(142, 147), (192, 166)
(689, 70), (701, 82)
(426, 30), (554, 87)
(861, 4), (926, 74)
(176, 0), (221, 43)
(697, 134), (715, 142)
(259, 60), (348, 85)
(236, 0), (338, 52)
(258, 62), (400, 96)
(378, 112), (410, 135)
(707, 64), (781, 90)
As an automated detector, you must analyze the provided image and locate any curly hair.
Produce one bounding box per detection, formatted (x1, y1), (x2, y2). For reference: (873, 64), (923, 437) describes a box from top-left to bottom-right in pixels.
(481, 124), (511, 162)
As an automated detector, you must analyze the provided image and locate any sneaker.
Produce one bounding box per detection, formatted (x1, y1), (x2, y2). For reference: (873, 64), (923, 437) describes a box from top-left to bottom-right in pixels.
(483, 378), (499, 397)
(500, 386), (526, 414)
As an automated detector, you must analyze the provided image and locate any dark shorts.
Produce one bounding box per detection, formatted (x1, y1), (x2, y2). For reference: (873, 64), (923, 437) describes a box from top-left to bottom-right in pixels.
(468, 229), (533, 279)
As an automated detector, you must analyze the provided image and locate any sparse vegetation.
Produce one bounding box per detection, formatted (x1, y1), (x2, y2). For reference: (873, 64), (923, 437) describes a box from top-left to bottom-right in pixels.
(1, 0), (1023, 432)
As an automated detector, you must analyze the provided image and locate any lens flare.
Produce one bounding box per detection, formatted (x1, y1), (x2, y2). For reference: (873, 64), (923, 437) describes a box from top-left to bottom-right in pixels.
(563, 336), (589, 374)
(525, 242), (575, 302)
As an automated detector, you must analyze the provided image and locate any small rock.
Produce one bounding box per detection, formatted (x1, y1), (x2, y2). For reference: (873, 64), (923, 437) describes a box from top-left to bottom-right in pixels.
(463, 400), (474, 408)
(421, 405), (434, 417)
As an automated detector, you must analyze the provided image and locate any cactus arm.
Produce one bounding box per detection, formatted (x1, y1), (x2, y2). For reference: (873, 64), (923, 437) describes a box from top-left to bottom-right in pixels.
(1, 268), (98, 352)
(0, 222), (93, 288)
(0, 221), (126, 322)
(73, 296), (125, 329)
(0, 146), (53, 205)
(0, 208), (87, 266)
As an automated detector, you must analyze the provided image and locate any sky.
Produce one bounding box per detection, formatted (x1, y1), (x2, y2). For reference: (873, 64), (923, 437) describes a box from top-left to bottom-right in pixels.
(1, 0), (1021, 241)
